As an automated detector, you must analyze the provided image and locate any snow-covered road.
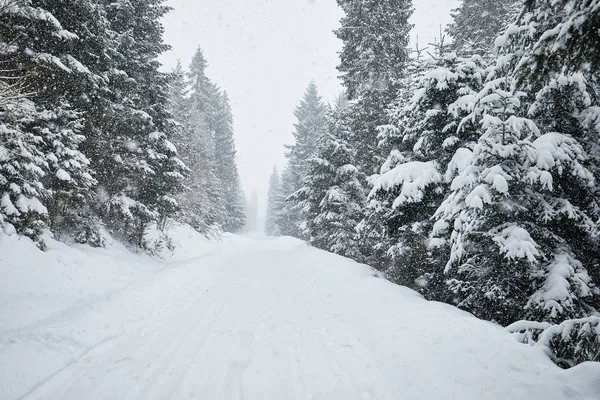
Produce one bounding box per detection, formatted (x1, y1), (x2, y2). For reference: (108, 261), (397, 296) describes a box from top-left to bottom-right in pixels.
(1, 233), (598, 400)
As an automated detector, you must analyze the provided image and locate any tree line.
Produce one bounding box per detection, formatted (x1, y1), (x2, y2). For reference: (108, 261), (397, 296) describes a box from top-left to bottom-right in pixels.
(0, 0), (245, 251)
(266, 0), (600, 367)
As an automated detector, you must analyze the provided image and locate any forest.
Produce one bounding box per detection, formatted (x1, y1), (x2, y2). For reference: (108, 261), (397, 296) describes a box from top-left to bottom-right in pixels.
(1, 0), (600, 372)
(265, 0), (600, 368)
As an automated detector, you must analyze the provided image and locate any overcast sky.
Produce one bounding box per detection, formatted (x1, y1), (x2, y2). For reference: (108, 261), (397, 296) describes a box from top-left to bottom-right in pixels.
(159, 0), (459, 215)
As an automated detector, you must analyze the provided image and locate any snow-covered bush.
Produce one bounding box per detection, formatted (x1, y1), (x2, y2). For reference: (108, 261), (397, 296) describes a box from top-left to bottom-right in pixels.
(507, 317), (600, 368)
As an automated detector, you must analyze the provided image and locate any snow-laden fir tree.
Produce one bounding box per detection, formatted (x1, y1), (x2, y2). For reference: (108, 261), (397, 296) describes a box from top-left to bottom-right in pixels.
(265, 167), (282, 236)
(176, 47), (225, 233)
(278, 82), (328, 238)
(91, 0), (186, 249)
(294, 94), (365, 260)
(213, 92), (246, 232)
(514, 0), (600, 84)
(276, 166), (302, 237)
(432, 36), (599, 326)
(446, 0), (519, 56)
(334, 0), (414, 177)
(0, 0), (99, 247)
(366, 44), (486, 291)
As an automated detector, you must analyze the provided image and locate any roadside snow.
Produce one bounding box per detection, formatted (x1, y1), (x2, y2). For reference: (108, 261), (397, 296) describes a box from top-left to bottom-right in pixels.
(0, 228), (598, 400)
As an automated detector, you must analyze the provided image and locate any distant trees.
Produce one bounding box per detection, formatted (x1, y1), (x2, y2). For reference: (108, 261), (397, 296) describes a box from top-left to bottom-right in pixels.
(168, 47), (246, 235)
(265, 167), (282, 236)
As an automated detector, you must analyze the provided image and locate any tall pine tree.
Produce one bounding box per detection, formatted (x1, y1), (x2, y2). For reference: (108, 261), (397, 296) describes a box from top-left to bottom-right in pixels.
(335, 0), (414, 177)
(278, 82), (327, 238)
(294, 94), (365, 260)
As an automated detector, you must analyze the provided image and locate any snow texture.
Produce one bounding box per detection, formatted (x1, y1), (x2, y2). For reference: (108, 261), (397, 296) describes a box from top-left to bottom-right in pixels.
(0, 227), (599, 400)
(370, 161), (442, 209)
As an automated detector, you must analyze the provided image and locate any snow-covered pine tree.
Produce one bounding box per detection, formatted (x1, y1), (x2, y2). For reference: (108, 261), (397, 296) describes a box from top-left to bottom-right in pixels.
(432, 33), (599, 325)
(446, 0), (518, 56)
(177, 47), (225, 233)
(514, 0), (600, 84)
(0, 96), (48, 247)
(214, 92), (246, 232)
(294, 94), (365, 260)
(0, 0), (99, 247)
(279, 82), (327, 238)
(168, 61), (190, 155)
(89, 0), (186, 249)
(276, 166), (301, 237)
(334, 0), (414, 177)
(367, 44), (486, 291)
(265, 167), (282, 236)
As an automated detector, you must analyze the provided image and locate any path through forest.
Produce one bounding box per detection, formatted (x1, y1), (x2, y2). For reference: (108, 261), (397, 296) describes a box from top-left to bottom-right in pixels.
(1, 234), (597, 400)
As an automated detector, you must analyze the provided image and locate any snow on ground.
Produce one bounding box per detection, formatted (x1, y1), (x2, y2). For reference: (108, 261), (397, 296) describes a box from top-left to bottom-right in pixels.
(0, 227), (599, 400)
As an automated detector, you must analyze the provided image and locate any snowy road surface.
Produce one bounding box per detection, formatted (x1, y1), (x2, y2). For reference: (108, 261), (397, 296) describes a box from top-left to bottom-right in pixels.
(1, 232), (599, 400)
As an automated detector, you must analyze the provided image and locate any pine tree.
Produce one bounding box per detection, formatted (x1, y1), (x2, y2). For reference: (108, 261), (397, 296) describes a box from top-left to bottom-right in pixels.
(0, 0), (100, 247)
(176, 47), (224, 233)
(295, 94), (365, 260)
(279, 82), (327, 238)
(265, 167), (282, 236)
(0, 97), (48, 246)
(433, 60), (599, 325)
(365, 44), (487, 291)
(334, 0), (414, 177)
(446, 0), (518, 56)
(276, 166), (302, 237)
(92, 0), (186, 248)
(514, 0), (600, 84)
(214, 92), (246, 232)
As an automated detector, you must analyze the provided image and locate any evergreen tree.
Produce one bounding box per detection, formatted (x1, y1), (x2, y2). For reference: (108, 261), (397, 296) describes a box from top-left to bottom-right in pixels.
(433, 67), (599, 326)
(0, 0), (99, 247)
(279, 82), (327, 237)
(294, 94), (365, 260)
(367, 46), (486, 290)
(514, 0), (600, 84)
(93, 0), (186, 248)
(214, 92), (246, 232)
(276, 166), (302, 237)
(265, 167), (282, 236)
(446, 0), (518, 56)
(334, 0), (414, 177)
(178, 47), (225, 233)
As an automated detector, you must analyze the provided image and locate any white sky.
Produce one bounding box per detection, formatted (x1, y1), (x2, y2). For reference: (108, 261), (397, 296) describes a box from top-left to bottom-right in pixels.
(159, 0), (459, 212)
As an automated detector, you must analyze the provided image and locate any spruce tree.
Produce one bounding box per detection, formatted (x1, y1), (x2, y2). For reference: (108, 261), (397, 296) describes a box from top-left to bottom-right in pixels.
(177, 47), (225, 233)
(93, 0), (185, 248)
(214, 92), (246, 232)
(446, 0), (518, 56)
(276, 166), (302, 237)
(265, 167), (282, 236)
(0, 0), (99, 247)
(365, 45), (486, 291)
(515, 0), (600, 84)
(279, 82), (327, 238)
(334, 0), (414, 177)
(294, 94), (365, 260)
(432, 44), (599, 325)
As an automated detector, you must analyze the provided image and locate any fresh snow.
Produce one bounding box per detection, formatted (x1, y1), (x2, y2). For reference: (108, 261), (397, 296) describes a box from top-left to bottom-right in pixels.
(1, 227), (599, 400)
